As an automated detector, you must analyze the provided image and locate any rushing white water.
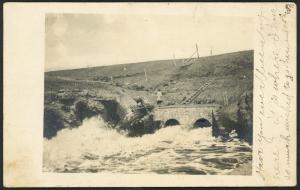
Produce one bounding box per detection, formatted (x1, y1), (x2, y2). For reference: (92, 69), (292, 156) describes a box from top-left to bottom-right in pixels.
(43, 116), (252, 175)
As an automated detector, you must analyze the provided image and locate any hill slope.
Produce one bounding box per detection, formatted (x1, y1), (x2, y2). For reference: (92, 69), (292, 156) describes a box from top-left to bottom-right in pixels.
(46, 50), (253, 105)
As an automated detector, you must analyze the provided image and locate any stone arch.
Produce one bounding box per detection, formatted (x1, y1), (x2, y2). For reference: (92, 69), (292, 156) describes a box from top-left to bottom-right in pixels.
(165, 119), (180, 127)
(193, 118), (211, 128)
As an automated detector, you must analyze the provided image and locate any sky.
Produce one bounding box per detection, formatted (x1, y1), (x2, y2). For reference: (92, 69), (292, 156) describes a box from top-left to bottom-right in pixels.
(45, 14), (253, 71)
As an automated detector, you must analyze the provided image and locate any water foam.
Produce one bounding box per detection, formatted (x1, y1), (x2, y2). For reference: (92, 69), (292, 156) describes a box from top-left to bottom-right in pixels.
(43, 116), (252, 174)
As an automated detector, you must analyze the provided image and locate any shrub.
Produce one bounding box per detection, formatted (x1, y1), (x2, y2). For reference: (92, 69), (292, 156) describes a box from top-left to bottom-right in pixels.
(44, 107), (64, 139)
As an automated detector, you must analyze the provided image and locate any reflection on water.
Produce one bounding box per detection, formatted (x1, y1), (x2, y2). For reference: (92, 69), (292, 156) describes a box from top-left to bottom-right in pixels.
(43, 117), (252, 175)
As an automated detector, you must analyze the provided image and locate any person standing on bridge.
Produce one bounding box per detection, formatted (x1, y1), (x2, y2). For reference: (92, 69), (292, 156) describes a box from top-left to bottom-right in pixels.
(156, 89), (163, 105)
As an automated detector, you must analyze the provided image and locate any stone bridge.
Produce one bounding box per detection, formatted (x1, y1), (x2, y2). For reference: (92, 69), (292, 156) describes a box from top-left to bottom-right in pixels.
(153, 104), (221, 128)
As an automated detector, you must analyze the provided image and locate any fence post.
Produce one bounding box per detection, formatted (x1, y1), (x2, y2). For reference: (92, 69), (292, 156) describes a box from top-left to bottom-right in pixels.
(144, 68), (148, 81)
(196, 43), (200, 59)
(173, 54), (177, 66)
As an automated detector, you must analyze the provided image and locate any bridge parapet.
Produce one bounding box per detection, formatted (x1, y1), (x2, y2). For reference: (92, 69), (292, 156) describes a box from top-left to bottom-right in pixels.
(153, 104), (221, 127)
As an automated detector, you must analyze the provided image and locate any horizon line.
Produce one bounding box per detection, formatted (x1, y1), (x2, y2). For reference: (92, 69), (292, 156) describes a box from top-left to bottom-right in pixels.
(45, 49), (254, 73)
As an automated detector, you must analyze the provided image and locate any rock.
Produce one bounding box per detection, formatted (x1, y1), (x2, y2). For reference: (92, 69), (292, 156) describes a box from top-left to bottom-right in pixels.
(236, 92), (253, 144)
(87, 99), (105, 112)
(117, 104), (158, 137)
(44, 106), (64, 139)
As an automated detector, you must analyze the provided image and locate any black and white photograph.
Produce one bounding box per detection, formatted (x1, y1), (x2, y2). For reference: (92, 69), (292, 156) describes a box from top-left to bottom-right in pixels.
(43, 13), (253, 175)
(4, 2), (297, 187)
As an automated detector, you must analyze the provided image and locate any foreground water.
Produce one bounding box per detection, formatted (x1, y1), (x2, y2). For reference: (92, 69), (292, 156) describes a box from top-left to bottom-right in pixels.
(43, 117), (252, 175)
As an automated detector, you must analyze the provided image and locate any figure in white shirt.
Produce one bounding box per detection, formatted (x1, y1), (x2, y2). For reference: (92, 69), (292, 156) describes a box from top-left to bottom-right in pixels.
(156, 89), (163, 105)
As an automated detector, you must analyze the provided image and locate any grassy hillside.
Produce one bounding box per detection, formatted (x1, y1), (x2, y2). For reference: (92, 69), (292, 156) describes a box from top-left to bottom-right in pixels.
(46, 50), (253, 106)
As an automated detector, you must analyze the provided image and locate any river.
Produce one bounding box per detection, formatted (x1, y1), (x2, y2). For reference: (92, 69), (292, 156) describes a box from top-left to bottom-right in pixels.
(43, 116), (252, 175)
